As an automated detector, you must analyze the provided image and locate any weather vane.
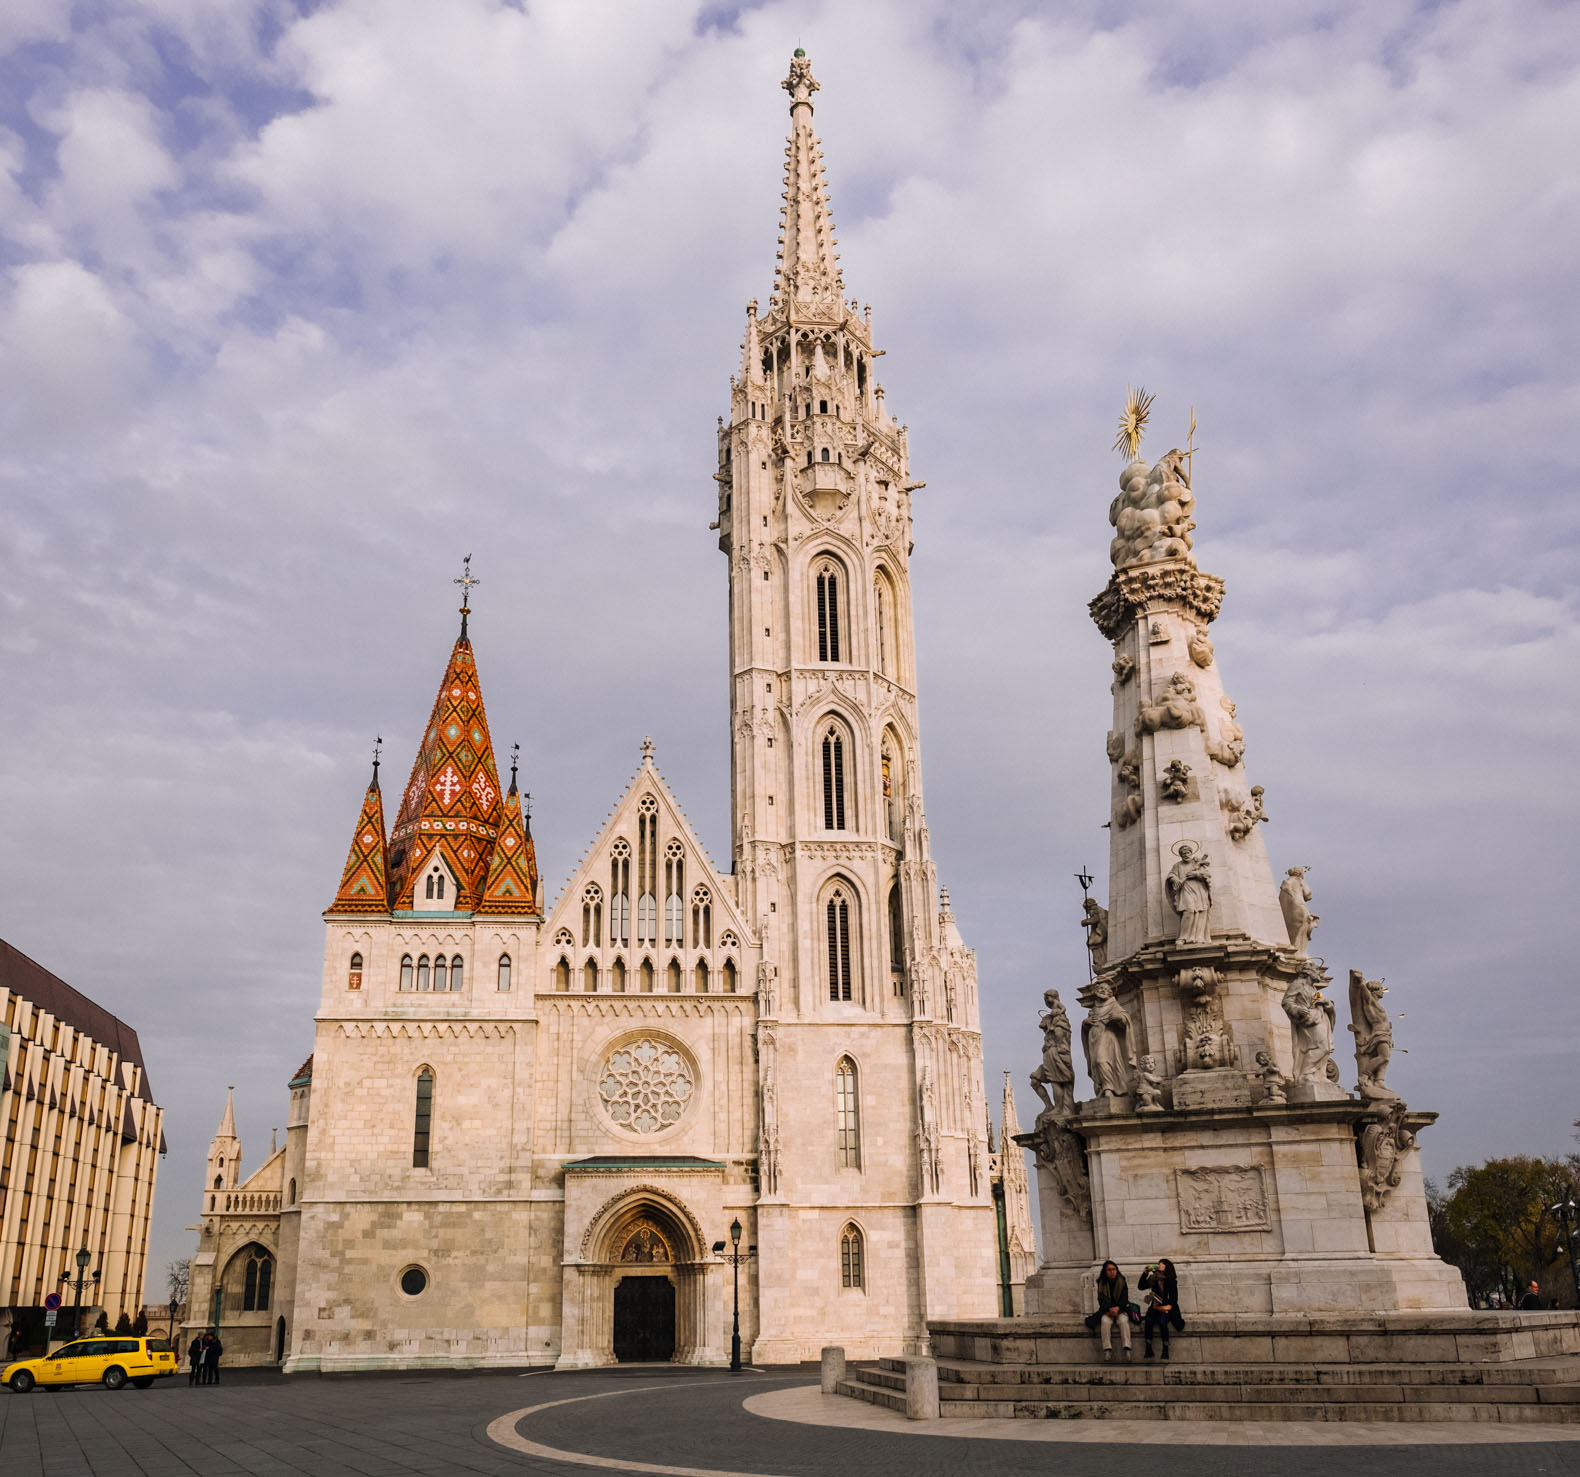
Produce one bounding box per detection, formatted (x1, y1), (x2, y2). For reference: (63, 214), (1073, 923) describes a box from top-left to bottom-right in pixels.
(372, 734), (383, 783)
(1112, 386), (1154, 460)
(510, 741), (520, 790)
(454, 553), (480, 607)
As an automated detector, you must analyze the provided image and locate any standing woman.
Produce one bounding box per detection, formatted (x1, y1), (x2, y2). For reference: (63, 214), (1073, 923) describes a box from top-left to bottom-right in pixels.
(1140, 1257), (1181, 1359)
(1093, 1260), (1133, 1360)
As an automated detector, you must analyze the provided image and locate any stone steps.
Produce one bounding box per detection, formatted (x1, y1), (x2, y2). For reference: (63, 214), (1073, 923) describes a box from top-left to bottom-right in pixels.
(833, 1356), (1580, 1424)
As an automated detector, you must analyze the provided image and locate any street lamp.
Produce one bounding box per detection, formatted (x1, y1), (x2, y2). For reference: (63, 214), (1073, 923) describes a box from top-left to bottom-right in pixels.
(711, 1218), (757, 1373)
(168, 1298), (179, 1343)
(1551, 1197), (1580, 1307)
(59, 1236), (100, 1341)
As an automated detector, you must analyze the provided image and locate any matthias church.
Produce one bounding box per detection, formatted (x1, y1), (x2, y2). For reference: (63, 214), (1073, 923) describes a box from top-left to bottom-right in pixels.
(185, 52), (1034, 1370)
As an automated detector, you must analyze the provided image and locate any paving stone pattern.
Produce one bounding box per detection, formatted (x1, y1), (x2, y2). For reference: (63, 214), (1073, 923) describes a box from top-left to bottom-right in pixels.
(3, 1367), (1580, 1477)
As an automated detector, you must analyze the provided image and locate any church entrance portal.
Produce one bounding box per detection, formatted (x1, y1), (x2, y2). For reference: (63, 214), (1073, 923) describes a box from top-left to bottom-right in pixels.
(612, 1275), (676, 1362)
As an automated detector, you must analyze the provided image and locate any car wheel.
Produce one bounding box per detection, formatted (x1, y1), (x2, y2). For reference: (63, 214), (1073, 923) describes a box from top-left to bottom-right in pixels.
(9, 1370), (35, 1393)
(102, 1366), (128, 1390)
(131, 1377), (154, 1389)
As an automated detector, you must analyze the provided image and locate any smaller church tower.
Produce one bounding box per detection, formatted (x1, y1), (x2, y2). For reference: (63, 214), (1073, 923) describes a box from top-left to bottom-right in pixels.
(204, 1088), (240, 1210)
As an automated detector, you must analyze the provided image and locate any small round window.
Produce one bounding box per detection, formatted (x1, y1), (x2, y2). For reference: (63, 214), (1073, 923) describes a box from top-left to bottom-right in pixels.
(399, 1266), (428, 1297)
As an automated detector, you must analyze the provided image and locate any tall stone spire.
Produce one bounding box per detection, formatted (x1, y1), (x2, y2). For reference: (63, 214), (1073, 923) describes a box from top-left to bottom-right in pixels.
(996, 1070), (1038, 1305)
(774, 50), (843, 305)
(385, 615), (506, 911)
(205, 1086), (240, 1201)
(216, 1085), (236, 1141)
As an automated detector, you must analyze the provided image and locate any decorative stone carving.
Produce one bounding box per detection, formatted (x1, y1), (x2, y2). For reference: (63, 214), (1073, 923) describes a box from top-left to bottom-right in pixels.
(1029, 1111), (1091, 1220)
(1081, 899), (1109, 970)
(1177, 966), (1239, 1071)
(1106, 730), (1127, 764)
(1113, 792), (1144, 830)
(1358, 1101), (1416, 1213)
(1135, 671), (1206, 735)
(1348, 968), (1400, 1104)
(1078, 977), (1136, 1097)
(1148, 619), (1170, 644)
(1116, 746), (1141, 791)
(758, 1027), (780, 1195)
(1135, 1056), (1163, 1112)
(919, 1065), (942, 1193)
(1030, 988), (1076, 1117)
(1282, 961), (1337, 1087)
(1207, 695), (1245, 767)
(1253, 1050), (1287, 1104)
(1187, 627), (1214, 668)
(1176, 1166), (1271, 1233)
(1222, 784), (1268, 840)
(1089, 562), (1226, 642)
(598, 1038), (695, 1134)
(1278, 866), (1319, 954)
(1111, 652), (1135, 687)
(1161, 759), (1192, 802)
(1164, 842), (1213, 945)
(1107, 453), (1197, 569)
(756, 959), (778, 1016)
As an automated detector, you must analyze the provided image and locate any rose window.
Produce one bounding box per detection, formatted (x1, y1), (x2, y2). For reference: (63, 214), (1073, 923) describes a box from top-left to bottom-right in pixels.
(599, 1038), (694, 1134)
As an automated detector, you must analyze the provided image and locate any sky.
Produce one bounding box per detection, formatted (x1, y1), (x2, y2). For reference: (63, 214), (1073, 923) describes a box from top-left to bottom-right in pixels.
(1, 0), (1577, 1291)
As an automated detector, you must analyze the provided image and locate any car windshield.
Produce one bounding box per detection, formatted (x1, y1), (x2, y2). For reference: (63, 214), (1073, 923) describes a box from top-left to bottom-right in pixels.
(53, 1342), (90, 1358)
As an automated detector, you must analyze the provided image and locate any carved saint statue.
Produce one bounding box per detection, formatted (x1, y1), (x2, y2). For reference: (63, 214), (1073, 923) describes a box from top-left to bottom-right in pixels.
(1135, 1055), (1164, 1112)
(1081, 898), (1109, 970)
(1112, 651), (1135, 687)
(1030, 988), (1076, 1116)
(1347, 968), (1399, 1103)
(1282, 961), (1337, 1086)
(1278, 866), (1319, 954)
(1164, 843), (1213, 945)
(1079, 978), (1136, 1097)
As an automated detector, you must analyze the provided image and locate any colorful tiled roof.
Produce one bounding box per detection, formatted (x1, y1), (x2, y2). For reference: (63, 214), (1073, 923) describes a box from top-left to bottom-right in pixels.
(480, 767), (538, 915)
(327, 770), (389, 914)
(386, 621), (505, 910)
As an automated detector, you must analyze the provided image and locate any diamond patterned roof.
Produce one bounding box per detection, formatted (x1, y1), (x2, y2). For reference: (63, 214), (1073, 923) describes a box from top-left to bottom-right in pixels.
(480, 774), (538, 915)
(328, 773), (388, 914)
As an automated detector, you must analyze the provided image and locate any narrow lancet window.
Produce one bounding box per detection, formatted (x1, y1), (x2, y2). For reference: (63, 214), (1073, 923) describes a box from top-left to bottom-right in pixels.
(413, 1068), (434, 1168)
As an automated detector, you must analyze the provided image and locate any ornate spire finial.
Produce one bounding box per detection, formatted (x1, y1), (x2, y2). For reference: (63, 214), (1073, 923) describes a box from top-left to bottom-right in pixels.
(641, 735), (655, 765)
(509, 741), (520, 796)
(454, 553), (480, 640)
(774, 49), (842, 303)
(370, 735), (382, 790)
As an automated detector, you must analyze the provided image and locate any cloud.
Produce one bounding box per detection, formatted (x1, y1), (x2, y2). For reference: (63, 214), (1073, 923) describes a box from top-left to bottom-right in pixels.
(0, 0), (1575, 1283)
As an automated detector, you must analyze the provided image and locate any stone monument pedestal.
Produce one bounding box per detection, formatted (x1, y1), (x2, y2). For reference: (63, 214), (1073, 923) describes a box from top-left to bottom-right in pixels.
(1021, 1094), (1467, 1319)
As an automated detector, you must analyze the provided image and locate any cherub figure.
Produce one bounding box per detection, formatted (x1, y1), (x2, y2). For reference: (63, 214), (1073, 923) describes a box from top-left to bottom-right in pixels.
(1135, 1055), (1164, 1112)
(1254, 1049), (1287, 1104)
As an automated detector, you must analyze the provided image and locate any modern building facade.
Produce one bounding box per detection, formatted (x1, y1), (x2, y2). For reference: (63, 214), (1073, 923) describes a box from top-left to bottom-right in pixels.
(0, 939), (164, 1355)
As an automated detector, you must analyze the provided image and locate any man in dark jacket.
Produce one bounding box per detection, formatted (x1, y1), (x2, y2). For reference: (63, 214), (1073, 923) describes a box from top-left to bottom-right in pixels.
(203, 1331), (224, 1385)
(1520, 1281), (1544, 1310)
(187, 1333), (203, 1385)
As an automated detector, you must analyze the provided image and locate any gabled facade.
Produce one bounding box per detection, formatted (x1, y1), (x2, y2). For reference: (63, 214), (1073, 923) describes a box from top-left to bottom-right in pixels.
(200, 52), (998, 1372)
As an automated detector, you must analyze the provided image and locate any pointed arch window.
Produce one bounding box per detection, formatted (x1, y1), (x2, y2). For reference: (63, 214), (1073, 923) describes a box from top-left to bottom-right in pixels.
(554, 957), (570, 992)
(826, 884), (854, 1002)
(874, 572), (894, 677)
(497, 953), (512, 991)
(723, 958), (737, 994)
(611, 957), (627, 993)
(611, 840), (631, 946)
(433, 956), (447, 991)
(583, 884), (603, 949)
(584, 959), (599, 992)
(821, 723), (848, 831)
(694, 958), (710, 993)
(664, 841), (685, 946)
(348, 952), (363, 991)
(836, 1058), (861, 1167)
(816, 560), (842, 662)
(449, 954), (464, 992)
(840, 1224), (865, 1288)
(399, 955), (413, 992)
(416, 955), (430, 991)
(889, 884), (906, 996)
(413, 1068), (434, 1168)
(691, 886), (712, 949)
(242, 1248), (273, 1311)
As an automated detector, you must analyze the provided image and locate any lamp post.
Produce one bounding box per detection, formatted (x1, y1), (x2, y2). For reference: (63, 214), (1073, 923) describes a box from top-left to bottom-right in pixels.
(168, 1298), (179, 1343)
(711, 1218), (757, 1373)
(1551, 1197), (1580, 1307)
(59, 1235), (100, 1341)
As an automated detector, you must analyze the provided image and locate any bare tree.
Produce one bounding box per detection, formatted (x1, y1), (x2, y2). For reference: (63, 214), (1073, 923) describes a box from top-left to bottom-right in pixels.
(166, 1259), (190, 1306)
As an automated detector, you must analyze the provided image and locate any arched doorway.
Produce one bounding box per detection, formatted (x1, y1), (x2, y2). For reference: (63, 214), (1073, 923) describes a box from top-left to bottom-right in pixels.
(275, 1317), (287, 1363)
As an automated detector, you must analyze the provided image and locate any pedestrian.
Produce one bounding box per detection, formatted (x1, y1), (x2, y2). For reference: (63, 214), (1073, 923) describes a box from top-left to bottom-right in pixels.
(187, 1332), (203, 1385)
(203, 1331), (223, 1385)
(1139, 1257), (1182, 1360)
(1520, 1281), (1543, 1310)
(1089, 1260), (1134, 1360)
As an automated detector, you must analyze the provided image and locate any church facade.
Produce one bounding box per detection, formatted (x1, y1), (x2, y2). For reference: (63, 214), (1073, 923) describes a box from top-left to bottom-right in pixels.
(186, 52), (1003, 1372)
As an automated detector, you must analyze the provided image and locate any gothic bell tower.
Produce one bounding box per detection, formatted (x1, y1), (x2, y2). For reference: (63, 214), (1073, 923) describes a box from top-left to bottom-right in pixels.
(715, 51), (999, 1359)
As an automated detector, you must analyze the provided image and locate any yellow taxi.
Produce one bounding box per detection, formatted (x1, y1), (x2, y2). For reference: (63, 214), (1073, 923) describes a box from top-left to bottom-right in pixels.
(4, 1336), (178, 1392)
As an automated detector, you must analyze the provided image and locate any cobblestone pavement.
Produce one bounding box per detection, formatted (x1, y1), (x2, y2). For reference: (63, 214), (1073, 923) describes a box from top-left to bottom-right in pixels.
(3, 1366), (1580, 1477)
